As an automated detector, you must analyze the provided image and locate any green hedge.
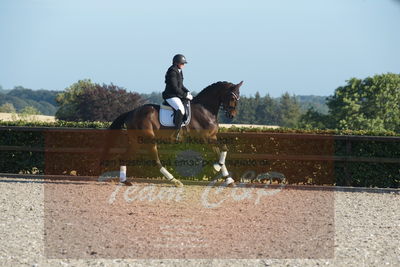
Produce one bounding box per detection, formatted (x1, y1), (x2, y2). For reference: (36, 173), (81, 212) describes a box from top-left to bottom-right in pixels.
(1, 120), (399, 136)
(0, 120), (399, 188)
(0, 120), (111, 129)
(0, 126), (44, 174)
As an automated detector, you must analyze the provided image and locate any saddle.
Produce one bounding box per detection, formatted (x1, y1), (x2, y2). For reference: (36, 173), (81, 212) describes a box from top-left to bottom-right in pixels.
(159, 100), (191, 127)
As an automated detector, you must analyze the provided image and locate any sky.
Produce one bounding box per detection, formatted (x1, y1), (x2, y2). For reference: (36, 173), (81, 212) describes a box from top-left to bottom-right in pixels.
(0, 0), (399, 97)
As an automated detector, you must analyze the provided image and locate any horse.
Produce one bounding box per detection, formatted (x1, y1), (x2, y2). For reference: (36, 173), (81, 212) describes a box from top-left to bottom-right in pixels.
(101, 81), (243, 187)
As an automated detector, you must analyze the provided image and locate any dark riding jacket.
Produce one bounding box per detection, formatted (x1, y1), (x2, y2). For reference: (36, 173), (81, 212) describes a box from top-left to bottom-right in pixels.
(162, 65), (189, 99)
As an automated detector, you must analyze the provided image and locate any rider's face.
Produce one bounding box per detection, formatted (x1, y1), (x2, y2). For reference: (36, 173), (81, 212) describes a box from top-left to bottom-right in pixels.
(177, 63), (185, 69)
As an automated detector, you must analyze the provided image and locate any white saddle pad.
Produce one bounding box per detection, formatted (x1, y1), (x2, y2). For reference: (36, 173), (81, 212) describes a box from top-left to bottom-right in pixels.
(159, 104), (191, 127)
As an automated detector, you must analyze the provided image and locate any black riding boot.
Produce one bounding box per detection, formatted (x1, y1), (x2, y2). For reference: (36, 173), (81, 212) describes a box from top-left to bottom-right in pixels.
(173, 110), (184, 141)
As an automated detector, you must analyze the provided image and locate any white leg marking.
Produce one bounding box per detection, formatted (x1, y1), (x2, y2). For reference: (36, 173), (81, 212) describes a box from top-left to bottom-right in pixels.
(221, 165), (229, 177)
(119, 166), (127, 182)
(160, 167), (174, 180)
(219, 151), (227, 165)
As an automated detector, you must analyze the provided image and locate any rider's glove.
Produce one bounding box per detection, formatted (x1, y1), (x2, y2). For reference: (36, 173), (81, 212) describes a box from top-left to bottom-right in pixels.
(186, 92), (193, 100)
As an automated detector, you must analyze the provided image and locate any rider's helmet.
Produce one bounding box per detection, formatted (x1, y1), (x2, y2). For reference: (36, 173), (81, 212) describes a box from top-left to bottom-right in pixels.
(172, 54), (188, 65)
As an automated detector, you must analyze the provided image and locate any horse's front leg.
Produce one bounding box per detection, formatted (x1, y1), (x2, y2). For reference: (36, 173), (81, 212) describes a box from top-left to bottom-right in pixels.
(211, 141), (235, 186)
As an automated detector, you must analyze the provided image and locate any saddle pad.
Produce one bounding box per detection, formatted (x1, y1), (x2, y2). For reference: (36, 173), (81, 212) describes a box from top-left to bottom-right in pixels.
(159, 106), (175, 127)
(159, 103), (191, 127)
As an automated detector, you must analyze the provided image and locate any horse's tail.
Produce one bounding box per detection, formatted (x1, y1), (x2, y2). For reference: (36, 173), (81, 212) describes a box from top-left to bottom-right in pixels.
(99, 111), (132, 173)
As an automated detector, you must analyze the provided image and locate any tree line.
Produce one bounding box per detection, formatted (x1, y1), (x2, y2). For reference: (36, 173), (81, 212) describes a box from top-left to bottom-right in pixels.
(0, 86), (58, 115)
(0, 81), (325, 126)
(1, 73), (399, 132)
(299, 73), (400, 132)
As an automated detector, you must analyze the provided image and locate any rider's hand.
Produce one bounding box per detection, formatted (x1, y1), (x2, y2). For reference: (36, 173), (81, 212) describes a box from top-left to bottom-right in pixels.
(186, 92), (193, 100)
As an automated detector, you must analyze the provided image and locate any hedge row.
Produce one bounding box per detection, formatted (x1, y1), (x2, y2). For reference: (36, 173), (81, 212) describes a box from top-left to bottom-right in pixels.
(0, 120), (111, 129)
(0, 120), (399, 188)
(1, 120), (399, 136)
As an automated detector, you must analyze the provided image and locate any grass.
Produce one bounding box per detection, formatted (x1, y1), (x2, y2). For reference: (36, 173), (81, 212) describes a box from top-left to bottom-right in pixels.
(0, 112), (56, 122)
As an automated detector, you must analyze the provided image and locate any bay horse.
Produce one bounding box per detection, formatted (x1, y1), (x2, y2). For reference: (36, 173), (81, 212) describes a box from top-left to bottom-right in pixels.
(102, 81), (243, 187)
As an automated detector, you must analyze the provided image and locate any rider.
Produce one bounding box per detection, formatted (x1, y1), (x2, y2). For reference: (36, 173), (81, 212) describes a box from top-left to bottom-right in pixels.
(162, 54), (193, 137)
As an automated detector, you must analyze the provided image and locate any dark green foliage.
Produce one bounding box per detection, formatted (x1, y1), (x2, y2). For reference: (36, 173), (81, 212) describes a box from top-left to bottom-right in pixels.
(334, 138), (400, 188)
(0, 86), (58, 115)
(327, 73), (400, 132)
(0, 120), (111, 128)
(296, 95), (329, 114)
(278, 93), (302, 128)
(254, 93), (280, 125)
(219, 92), (302, 126)
(228, 95), (257, 124)
(8, 86), (58, 106)
(0, 128), (44, 174)
(140, 90), (313, 127)
(298, 107), (334, 129)
(55, 79), (145, 122)
(2, 82), (330, 127)
(76, 84), (144, 122)
(300, 73), (400, 132)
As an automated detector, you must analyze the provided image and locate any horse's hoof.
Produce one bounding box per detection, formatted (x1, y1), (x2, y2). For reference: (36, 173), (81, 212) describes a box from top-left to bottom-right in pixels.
(213, 163), (222, 172)
(170, 178), (183, 187)
(224, 182), (236, 187)
(120, 180), (133, 186)
(223, 177), (235, 187)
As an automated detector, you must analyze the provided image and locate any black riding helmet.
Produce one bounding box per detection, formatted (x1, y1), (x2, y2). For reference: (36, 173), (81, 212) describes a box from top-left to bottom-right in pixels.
(172, 54), (188, 65)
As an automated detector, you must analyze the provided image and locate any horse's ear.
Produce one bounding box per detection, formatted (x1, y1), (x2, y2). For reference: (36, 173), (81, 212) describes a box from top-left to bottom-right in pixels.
(236, 81), (244, 88)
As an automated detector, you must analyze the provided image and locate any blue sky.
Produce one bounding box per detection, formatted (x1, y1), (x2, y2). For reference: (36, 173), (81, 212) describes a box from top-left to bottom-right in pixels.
(1, 0), (399, 97)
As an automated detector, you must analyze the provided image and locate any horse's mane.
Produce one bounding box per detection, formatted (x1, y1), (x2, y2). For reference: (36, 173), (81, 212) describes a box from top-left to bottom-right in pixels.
(193, 81), (234, 102)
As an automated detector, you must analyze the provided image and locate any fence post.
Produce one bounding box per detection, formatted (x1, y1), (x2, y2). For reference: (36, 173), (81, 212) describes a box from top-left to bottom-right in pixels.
(343, 137), (352, 186)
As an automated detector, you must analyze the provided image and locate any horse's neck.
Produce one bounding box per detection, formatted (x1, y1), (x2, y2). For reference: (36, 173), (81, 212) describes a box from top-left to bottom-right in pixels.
(193, 90), (221, 117)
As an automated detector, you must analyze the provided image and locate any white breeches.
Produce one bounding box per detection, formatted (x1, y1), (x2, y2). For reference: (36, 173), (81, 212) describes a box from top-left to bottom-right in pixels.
(166, 97), (185, 115)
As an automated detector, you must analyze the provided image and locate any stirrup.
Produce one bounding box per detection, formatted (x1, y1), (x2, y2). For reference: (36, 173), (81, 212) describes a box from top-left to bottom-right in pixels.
(173, 128), (182, 141)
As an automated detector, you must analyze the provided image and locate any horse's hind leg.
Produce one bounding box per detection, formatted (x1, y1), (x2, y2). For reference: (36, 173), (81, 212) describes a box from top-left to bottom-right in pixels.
(146, 143), (183, 188)
(117, 131), (141, 185)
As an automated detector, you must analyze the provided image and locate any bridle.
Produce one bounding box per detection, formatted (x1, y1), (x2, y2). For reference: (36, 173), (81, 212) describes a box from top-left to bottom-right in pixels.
(221, 89), (240, 118)
(231, 92), (240, 101)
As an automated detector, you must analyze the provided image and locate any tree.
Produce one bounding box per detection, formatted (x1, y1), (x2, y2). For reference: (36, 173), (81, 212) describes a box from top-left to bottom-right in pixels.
(56, 79), (96, 121)
(255, 93), (280, 125)
(278, 92), (301, 128)
(218, 91), (302, 126)
(0, 102), (16, 113)
(8, 87), (58, 106)
(298, 107), (333, 129)
(298, 73), (400, 132)
(56, 79), (145, 121)
(230, 96), (257, 124)
(20, 106), (41, 115)
(296, 95), (329, 114)
(327, 73), (400, 132)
